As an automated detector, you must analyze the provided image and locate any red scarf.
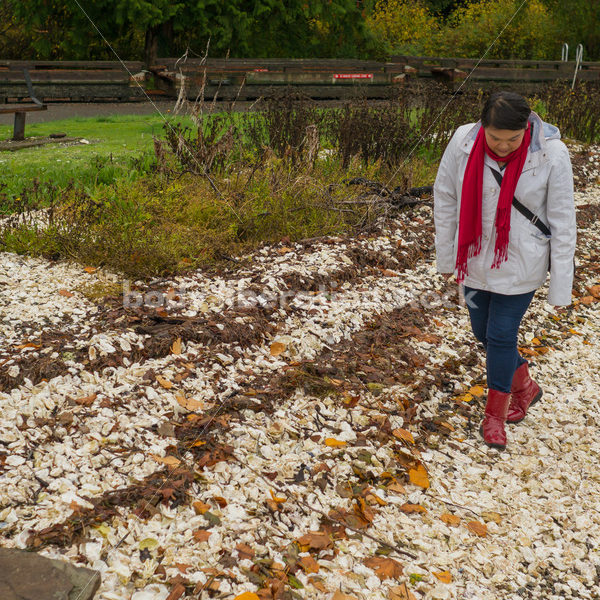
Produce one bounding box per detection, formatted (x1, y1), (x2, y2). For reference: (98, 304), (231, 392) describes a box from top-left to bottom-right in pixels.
(455, 124), (531, 283)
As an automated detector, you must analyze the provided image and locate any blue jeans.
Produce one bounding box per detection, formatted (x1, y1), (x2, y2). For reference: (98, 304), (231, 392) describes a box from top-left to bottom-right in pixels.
(463, 286), (536, 393)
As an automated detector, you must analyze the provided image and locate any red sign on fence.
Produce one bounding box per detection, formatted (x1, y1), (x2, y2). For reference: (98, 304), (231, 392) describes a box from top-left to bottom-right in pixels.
(333, 73), (373, 79)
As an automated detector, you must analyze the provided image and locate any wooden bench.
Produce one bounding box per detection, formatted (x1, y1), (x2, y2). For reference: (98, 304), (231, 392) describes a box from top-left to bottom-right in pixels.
(0, 68), (47, 141)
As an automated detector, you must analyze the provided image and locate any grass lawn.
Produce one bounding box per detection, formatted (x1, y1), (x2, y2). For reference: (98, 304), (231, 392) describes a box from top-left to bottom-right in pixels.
(0, 113), (196, 196)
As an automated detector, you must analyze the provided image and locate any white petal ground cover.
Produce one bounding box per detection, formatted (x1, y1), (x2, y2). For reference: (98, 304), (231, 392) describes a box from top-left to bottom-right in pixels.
(1, 145), (600, 600)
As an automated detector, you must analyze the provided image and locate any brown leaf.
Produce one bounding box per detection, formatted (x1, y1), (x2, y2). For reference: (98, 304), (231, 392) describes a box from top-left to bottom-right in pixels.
(392, 428), (414, 444)
(364, 556), (404, 580)
(299, 555), (320, 574)
(580, 295), (596, 305)
(386, 481), (407, 495)
(193, 529), (212, 543)
(170, 337), (182, 355)
(270, 342), (286, 356)
(466, 520), (488, 537)
(166, 583), (186, 600)
(151, 455), (181, 468)
(389, 584), (417, 600)
(175, 563), (192, 573)
(58, 289), (74, 298)
(481, 511), (502, 524)
(400, 503), (427, 514)
(175, 393), (204, 412)
(74, 393), (97, 407)
(433, 571), (452, 583)
(236, 543), (254, 560)
(440, 513), (461, 527)
(588, 284), (600, 299)
(212, 495), (227, 508)
(408, 464), (430, 489)
(296, 532), (332, 552)
(156, 375), (173, 389)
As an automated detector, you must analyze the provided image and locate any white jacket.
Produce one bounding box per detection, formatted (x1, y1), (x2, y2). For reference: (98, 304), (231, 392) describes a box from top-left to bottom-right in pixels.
(433, 111), (577, 306)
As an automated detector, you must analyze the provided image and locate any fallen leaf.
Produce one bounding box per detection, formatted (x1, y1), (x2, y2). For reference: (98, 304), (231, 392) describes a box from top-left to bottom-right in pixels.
(139, 538), (159, 551)
(193, 529), (212, 543)
(297, 532), (332, 552)
(389, 583), (417, 600)
(580, 295), (596, 305)
(408, 464), (429, 489)
(213, 496), (228, 507)
(175, 393), (204, 412)
(481, 511), (502, 524)
(588, 284), (600, 298)
(192, 501), (211, 515)
(366, 492), (388, 506)
(83, 266), (97, 274)
(440, 513), (461, 526)
(392, 428), (415, 444)
(13, 342), (41, 350)
(236, 543), (254, 560)
(170, 337), (182, 355)
(151, 455), (181, 468)
(400, 503), (427, 514)
(531, 337), (542, 346)
(299, 555), (320, 574)
(466, 520), (488, 537)
(324, 438), (347, 447)
(364, 556), (404, 580)
(468, 385), (485, 397)
(456, 392), (473, 403)
(381, 268), (399, 277)
(386, 481), (407, 495)
(433, 571), (452, 583)
(270, 342), (286, 356)
(58, 289), (74, 298)
(332, 592), (358, 600)
(270, 489), (287, 504)
(156, 375), (173, 389)
(75, 393), (97, 406)
(234, 593), (260, 600)
(166, 583), (186, 600)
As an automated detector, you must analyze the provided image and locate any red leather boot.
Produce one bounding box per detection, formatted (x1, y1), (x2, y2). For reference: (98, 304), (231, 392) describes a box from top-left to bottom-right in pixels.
(506, 362), (543, 423)
(480, 389), (511, 449)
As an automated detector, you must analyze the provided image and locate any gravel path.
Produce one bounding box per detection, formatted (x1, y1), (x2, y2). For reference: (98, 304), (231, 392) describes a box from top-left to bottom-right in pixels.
(0, 145), (599, 600)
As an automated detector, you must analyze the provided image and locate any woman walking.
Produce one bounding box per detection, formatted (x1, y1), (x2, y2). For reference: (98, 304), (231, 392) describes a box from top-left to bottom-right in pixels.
(434, 91), (577, 449)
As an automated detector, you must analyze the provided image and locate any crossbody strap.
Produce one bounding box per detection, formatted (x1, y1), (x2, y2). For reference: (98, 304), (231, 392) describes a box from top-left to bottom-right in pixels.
(489, 166), (551, 237)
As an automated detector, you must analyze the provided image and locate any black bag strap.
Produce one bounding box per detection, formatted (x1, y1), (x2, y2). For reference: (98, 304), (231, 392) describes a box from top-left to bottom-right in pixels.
(489, 167), (551, 237)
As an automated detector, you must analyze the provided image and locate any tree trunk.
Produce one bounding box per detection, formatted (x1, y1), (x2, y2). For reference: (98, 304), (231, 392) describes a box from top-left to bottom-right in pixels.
(144, 24), (160, 69)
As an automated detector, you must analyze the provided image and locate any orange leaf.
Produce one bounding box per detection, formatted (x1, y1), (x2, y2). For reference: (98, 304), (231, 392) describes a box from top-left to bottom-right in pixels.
(364, 556), (404, 580)
(234, 593), (260, 600)
(156, 375), (173, 389)
(392, 428), (414, 444)
(296, 532), (332, 551)
(408, 464), (429, 489)
(400, 503), (427, 514)
(440, 513), (461, 527)
(270, 489), (287, 503)
(192, 501), (211, 515)
(83, 266), (97, 274)
(386, 481), (406, 495)
(213, 496), (228, 507)
(193, 529), (212, 543)
(433, 571), (452, 583)
(324, 438), (347, 447)
(236, 543), (254, 560)
(468, 385), (485, 397)
(58, 289), (74, 298)
(151, 455), (181, 468)
(170, 337), (182, 355)
(13, 342), (41, 350)
(270, 342), (286, 356)
(175, 393), (204, 412)
(299, 555), (320, 574)
(332, 592), (358, 600)
(580, 295), (596, 305)
(466, 520), (488, 537)
(588, 284), (600, 298)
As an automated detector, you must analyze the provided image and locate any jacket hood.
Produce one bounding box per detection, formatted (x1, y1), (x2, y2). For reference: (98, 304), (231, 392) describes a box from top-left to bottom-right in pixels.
(460, 111), (560, 156)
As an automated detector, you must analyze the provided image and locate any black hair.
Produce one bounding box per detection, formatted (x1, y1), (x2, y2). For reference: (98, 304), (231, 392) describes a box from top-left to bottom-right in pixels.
(481, 91), (531, 130)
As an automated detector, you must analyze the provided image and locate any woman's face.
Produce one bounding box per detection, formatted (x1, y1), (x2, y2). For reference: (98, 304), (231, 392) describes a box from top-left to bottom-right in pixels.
(484, 126), (526, 157)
